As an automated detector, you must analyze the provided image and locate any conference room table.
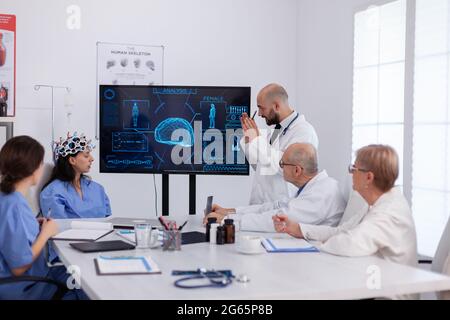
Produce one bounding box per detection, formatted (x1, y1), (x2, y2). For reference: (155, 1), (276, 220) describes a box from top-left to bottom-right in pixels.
(52, 216), (450, 300)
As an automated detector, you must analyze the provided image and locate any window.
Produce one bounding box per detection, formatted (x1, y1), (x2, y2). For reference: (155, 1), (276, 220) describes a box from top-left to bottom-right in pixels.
(412, 0), (450, 257)
(353, 0), (450, 257)
(352, 0), (406, 186)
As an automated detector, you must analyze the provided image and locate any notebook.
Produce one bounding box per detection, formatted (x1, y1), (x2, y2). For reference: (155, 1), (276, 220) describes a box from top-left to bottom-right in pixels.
(261, 238), (319, 253)
(53, 221), (114, 241)
(70, 240), (135, 253)
(94, 255), (161, 275)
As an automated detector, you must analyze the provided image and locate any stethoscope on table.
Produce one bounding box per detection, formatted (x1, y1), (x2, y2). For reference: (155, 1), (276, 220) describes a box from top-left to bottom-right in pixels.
(173, 268), (250, 289)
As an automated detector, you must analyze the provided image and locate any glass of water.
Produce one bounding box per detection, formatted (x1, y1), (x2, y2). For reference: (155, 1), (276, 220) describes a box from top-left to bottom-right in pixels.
(134, 223), (152, 249)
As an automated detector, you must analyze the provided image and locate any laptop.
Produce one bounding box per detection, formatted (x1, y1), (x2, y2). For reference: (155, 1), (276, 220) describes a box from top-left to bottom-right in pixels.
(106, 217), (160, 230)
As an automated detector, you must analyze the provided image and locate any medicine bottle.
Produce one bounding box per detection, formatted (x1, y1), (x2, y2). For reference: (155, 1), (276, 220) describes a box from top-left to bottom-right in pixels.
(205, 217), (217, 242)
(224, 219), (235, 244)
(209, 223), (219, 244)
(216, 226), (226, 245)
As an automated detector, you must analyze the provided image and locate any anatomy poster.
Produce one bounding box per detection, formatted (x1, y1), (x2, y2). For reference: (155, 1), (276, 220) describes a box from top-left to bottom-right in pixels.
(0, 14), (16, 117)
(97, 42), (164, 86)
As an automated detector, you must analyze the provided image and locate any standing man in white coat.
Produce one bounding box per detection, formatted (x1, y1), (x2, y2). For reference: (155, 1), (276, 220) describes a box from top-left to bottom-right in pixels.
(241, 83), (318, 205)
(205, 143), (346, 232)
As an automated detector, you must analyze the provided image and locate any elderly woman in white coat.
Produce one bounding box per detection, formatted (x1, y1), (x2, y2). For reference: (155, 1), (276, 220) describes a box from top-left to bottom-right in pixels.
(273, 144), (418, 272)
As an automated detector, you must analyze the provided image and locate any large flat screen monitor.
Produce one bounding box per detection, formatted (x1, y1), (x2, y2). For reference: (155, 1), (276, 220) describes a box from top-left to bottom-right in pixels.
(99, 85), (251, 175)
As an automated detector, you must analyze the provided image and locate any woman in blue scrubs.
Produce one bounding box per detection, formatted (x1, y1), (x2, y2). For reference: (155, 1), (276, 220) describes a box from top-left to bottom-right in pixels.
(40, 132), (111, 219)
(0, 136), (84, 299)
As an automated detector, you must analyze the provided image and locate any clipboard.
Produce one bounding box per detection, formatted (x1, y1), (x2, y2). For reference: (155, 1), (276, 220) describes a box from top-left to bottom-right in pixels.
(94, 255), (161, 276)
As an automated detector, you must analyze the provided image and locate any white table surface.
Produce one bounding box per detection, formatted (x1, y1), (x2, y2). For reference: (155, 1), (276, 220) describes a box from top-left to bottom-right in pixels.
(52, 216), (450, 300)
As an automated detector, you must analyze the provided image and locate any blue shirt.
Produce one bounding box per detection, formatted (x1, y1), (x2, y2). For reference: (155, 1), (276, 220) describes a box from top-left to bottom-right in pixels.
(0, 192), (52, 299)
(40, 178), (112, 219)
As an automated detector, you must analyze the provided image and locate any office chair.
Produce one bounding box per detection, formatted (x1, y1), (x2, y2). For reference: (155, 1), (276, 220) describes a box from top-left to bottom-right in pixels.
(430, 216), (450, 299)
(26, 162), (54, 215)
(0, 275), (68, 300)
(418, 215), (450, 299)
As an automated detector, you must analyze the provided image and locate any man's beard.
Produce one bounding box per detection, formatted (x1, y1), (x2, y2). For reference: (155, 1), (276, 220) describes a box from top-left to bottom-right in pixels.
(265, 109), (281, 126)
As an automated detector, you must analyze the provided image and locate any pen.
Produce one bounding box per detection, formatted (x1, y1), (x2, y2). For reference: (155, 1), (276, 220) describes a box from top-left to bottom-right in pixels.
(178, 221), (188, 231)
(251, 111), (257, 120)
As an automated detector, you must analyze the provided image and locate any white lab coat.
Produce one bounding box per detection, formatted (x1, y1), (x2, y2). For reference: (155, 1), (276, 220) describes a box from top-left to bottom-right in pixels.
(232, 170), (346, 232)
(301, 187), (418, 268)
(241, 112), (319, 205)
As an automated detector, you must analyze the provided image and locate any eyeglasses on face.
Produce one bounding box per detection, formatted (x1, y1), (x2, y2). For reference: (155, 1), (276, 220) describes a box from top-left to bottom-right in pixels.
(348, 164), (370, 174)
(279, 159), (300, 169)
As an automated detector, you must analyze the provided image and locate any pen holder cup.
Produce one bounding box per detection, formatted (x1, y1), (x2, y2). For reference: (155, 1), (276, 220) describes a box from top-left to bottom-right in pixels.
(162, 229), (181, 251)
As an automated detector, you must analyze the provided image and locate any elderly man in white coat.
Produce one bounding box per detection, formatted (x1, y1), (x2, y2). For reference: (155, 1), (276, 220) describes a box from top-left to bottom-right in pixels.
(241, 83), (318, 205)
(205, 143), (346, 232)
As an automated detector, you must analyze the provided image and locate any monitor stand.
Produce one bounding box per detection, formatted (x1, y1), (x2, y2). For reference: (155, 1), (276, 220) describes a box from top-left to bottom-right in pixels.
(162, 174), (196, 216)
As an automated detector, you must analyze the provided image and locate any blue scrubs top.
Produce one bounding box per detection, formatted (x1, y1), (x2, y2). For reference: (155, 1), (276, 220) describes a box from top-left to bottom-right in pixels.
(0, 192), (54, 299)
(40, 177), (112, 219)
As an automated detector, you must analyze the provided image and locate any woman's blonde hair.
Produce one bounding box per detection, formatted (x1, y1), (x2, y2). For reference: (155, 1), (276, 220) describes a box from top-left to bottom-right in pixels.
(356, 144), (399, 192)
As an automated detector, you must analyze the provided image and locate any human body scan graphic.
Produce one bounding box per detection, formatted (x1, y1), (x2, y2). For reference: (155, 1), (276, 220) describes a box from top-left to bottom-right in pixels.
(209, 104), (216, 129)
(132, 102), (139, 127)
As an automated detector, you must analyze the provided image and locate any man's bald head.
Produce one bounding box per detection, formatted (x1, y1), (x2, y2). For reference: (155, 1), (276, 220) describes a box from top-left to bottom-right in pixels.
(258, 83), (289, 106)
(284, 143), (318, 175)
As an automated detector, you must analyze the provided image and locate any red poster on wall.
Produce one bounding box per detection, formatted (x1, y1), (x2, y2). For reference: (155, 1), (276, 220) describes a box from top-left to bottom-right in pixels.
(0, 14), (16, 117)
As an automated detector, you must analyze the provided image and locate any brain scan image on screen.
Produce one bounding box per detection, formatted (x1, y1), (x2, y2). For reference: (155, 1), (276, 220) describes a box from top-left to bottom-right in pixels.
(155, 117), (194, 147)
(99, 85), (251, 175)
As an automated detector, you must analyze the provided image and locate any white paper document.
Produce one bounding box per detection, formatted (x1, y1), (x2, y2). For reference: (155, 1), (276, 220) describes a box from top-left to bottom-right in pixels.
(52, 221), (113, 241)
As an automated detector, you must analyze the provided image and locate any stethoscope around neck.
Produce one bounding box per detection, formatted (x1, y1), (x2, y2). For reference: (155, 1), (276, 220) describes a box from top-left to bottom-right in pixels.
(281, 112), (300, 136)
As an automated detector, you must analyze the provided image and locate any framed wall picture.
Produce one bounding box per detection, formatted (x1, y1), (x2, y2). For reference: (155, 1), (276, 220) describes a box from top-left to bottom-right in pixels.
(97, 42), (164, 86)
(95, 42), (164, 138)
(0, 121), (13, 149)
(0, 14), (16, 117)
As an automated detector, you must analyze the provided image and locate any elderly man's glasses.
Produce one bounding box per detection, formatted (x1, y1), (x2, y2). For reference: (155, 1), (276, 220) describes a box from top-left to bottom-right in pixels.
(348, 164), (370, 174)
(279, 159), (300, 169)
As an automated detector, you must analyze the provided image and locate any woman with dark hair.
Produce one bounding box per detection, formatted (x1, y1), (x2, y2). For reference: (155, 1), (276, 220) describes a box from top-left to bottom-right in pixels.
(40, 132), (111, 220)
(0, 136), (84, 299)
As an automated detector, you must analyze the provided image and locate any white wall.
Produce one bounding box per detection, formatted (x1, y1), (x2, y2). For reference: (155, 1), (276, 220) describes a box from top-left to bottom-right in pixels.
(296, 0), (374, 196)
(0, 0), (300, 219)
